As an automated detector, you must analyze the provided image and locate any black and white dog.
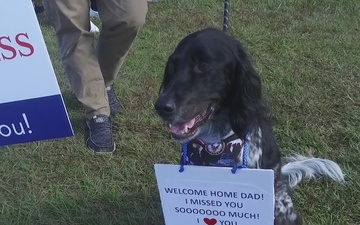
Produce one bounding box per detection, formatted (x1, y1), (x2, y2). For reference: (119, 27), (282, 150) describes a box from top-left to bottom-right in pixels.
(154, 28), (344, 225)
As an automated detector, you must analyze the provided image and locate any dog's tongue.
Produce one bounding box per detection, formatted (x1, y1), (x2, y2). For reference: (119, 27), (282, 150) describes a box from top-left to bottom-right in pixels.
(170, 119), (196, 134)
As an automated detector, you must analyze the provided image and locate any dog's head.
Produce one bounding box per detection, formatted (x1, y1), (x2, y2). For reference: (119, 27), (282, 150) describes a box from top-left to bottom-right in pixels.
(155, 28), (265, 142)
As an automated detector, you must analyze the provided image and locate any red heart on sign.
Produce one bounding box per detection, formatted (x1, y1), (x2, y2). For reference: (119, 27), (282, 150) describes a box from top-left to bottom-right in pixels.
(204, 218), (217, 225)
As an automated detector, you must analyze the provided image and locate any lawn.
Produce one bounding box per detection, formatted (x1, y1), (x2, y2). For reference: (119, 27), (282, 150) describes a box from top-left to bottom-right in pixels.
(1, 0), (359, 224)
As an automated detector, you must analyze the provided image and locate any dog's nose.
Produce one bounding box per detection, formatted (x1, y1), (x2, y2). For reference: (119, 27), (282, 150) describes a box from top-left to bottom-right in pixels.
(154, 98), (176, 115)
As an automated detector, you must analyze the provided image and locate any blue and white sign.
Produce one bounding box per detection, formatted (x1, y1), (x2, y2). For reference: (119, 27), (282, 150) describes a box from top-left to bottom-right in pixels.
(0, 0), (73, 147)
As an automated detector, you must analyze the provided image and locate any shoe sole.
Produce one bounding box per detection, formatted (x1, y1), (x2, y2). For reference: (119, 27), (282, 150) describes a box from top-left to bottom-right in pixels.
(87, 138), (116, 154)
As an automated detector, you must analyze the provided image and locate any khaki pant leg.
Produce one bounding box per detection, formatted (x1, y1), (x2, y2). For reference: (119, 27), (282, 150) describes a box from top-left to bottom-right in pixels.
(42, 0), (110, 119)
(96, 0), (148, 86)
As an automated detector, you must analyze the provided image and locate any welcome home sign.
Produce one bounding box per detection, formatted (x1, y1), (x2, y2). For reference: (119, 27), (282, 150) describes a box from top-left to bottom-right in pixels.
(0, 0), (73, 147)
(155, 164), (275, 225)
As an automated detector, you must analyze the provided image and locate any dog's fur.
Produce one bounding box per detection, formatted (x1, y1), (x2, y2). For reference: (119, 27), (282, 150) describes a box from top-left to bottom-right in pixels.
(154, 28), (344, 225)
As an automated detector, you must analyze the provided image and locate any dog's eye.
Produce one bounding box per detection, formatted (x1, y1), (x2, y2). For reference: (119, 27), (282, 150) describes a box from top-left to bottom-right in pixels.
(195, 62), (212, 73)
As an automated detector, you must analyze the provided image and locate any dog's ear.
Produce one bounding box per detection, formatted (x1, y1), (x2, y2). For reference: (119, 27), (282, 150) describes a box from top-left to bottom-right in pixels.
(228, 41), (265, 139)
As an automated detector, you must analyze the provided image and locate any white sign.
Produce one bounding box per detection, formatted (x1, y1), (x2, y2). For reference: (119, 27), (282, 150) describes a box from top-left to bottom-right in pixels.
(155, 164), (274, 225)
(0, 0), (73, 146)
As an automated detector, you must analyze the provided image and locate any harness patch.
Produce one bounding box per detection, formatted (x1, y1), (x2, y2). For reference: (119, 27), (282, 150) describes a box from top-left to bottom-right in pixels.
(181, 133), (244, 167)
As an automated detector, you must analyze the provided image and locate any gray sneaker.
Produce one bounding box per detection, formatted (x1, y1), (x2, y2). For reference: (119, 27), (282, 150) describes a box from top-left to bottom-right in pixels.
(86, 114), (115, 153)
(106, 84), (122, 114)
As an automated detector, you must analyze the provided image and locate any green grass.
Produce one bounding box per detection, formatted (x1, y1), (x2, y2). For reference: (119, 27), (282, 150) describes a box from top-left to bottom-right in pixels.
(1, 0), (359, 224)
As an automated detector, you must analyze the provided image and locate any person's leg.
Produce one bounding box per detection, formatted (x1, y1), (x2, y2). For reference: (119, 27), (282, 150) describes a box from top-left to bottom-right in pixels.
(42, 0), (114, 153)
(42, 0), (110, 119)
(96, 0), (148, 87)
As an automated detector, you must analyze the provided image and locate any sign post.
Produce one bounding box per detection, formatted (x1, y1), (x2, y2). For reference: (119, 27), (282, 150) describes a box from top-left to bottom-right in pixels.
(155, 164), (275, 225)
(0, 0), (73, 147)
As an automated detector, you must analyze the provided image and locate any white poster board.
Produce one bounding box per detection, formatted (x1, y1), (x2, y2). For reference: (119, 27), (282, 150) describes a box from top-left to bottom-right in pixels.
(155, 164), (275, 225)
(0, 0), (73, 146)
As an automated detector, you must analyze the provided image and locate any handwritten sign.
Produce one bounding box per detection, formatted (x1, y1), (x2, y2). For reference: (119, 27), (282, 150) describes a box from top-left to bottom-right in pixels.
(0, 0), (73, 146)
(154, 164), (274, 225)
